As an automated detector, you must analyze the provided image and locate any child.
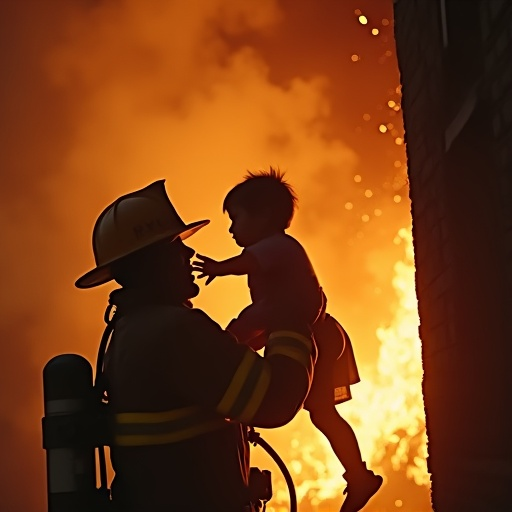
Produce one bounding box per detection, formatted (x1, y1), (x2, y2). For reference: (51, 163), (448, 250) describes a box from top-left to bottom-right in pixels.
(193, 167), (382, 512)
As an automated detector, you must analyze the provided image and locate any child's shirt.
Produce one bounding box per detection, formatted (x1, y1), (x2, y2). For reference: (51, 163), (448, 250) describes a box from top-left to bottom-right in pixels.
(243, 232), (324, 323)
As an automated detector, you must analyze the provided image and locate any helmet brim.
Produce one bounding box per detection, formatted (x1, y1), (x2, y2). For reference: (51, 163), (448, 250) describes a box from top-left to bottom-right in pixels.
(75, 219), (209, 289)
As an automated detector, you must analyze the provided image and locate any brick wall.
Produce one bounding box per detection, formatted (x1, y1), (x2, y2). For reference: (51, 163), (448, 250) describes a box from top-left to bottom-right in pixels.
(393, 0), (512, 510)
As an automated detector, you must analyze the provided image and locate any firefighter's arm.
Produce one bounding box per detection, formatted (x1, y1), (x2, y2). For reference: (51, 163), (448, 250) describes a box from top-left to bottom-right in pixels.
(173, 310), (315, 429)
(244, 332), (267, 351)
(247, 327), (315, 427)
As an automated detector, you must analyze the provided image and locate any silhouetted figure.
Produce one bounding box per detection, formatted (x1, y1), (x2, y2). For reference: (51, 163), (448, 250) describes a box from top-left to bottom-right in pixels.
(75, 179), (316, 512)
(194, 168), (383, 512)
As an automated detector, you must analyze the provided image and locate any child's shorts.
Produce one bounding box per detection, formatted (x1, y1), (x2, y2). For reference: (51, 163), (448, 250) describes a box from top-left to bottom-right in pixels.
(304, 313), (360, 410)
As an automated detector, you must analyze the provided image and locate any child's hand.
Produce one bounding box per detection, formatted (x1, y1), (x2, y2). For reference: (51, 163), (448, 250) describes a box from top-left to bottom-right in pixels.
(192, 254), (220, 285)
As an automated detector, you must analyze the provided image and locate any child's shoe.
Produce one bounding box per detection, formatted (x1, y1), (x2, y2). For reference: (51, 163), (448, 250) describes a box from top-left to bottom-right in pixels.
(340, 467), (383, 512)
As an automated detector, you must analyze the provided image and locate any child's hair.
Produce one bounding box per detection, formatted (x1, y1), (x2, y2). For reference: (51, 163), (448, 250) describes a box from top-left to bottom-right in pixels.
(223, 166), (298, 230)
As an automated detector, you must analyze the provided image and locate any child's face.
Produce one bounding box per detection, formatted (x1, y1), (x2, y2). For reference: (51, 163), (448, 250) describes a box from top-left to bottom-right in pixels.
(227, 204), (271, 247)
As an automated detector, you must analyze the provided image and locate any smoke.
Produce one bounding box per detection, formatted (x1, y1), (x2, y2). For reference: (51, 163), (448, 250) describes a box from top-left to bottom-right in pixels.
(1, 0), (410, 510)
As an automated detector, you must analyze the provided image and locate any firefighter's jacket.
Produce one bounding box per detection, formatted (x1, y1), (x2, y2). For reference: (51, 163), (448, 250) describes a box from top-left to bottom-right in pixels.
(103, 288), (315, 512)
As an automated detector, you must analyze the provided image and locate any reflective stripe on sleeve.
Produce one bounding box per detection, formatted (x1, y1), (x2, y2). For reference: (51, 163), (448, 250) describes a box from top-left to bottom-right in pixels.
(268, 330), (312, 351)
(216, 349), (271, 424)
(114, 406), (228, 446)
(266, 330), (314, 374)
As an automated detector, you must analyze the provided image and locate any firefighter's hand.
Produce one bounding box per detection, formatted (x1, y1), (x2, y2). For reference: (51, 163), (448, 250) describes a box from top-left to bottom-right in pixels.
(192, 254), (219, 285)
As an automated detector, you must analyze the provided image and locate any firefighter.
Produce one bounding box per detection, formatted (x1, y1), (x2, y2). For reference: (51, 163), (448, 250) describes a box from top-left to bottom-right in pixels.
(75, 180), (316, 512)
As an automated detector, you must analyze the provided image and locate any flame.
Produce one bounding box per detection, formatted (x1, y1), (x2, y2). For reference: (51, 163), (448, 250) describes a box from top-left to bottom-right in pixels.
(251, 226), (432, 511)
(372, 227), (428, 486)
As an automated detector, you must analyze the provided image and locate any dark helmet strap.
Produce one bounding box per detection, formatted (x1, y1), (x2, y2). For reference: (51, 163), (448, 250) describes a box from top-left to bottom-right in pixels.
(94, 303), (117, 402)
(93, 303), (117, 498)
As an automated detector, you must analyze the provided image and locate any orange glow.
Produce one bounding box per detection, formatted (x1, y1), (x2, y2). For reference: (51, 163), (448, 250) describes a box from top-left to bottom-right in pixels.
(1, 1), (431, 511)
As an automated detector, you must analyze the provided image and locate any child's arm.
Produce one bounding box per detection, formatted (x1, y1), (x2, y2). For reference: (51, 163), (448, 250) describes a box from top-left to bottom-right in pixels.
(193, 251), (259, 285)
(226, 316), (268, 351)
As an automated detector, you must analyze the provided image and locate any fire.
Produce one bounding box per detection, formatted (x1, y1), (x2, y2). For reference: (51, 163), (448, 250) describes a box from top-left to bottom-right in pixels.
(1, 1), (424, 510)
(371, 227), (428, 486)
(251, 226), (431, 511)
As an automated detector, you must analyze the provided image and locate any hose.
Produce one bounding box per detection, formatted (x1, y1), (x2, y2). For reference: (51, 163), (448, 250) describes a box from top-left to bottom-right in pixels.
(94, 304), (117, 501)
(248, 427), (297, 512)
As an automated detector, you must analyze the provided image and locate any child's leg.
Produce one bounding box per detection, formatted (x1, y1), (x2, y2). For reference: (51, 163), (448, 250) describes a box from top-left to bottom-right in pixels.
(309, 404), (382, 512)
(308, 405), (364, 474)
(308, 313), (382, 511)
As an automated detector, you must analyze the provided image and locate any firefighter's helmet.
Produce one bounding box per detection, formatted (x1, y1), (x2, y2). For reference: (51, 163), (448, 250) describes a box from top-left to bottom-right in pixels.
(75, 180), (209, 289)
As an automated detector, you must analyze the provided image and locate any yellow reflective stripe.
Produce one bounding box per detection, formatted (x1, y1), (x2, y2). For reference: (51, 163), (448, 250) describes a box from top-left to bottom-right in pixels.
(115, 418), (227, 446)
(217, 350), (256, 416)
(237, 365), (271, 424)
(268, 330), (312, 352)
(113, 406), (229, 447)
(267, 330), (313, 372)
(266, 344), (313, 371)
(116, 405), (198, 424)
